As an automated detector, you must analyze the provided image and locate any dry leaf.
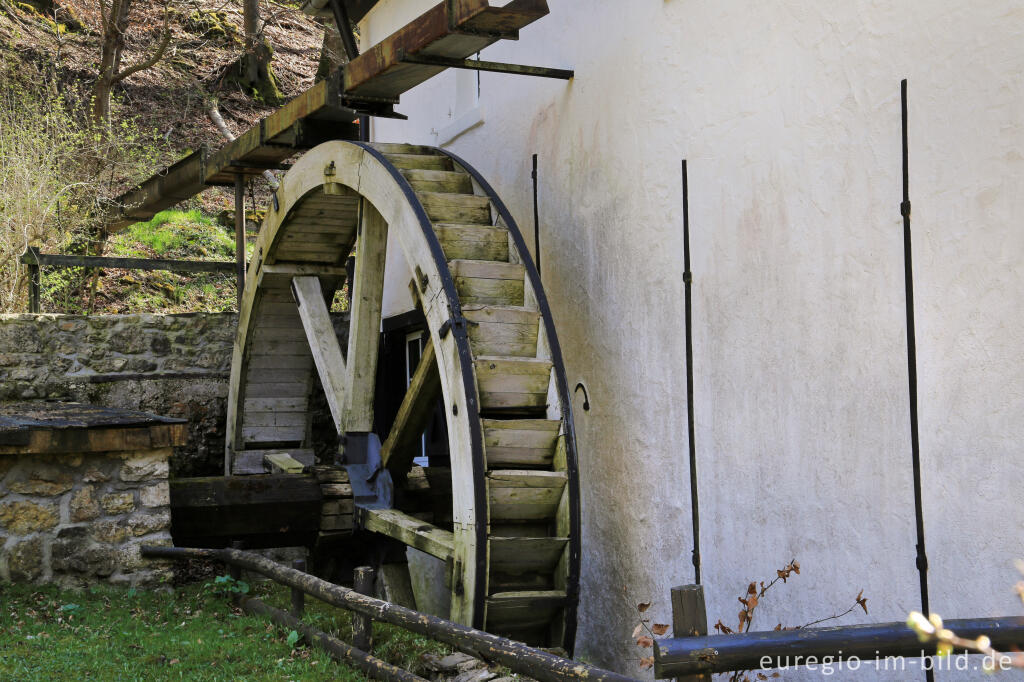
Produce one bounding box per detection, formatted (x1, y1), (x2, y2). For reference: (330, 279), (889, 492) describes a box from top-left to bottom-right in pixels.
(748, 594), (759, 609)
(757, 674), (768, 680)
(637, 602), (651, 613)
(651, 623), (670, 636)
(631, 623), (644, 639)
(856, 589), (868, 615)
(636, 636), (654, 648)
(639, 656), (654, 670)
(747, 582), (757, 595)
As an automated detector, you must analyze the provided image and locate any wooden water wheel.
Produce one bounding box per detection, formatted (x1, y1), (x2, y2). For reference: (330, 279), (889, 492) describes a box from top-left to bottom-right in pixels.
(224, 141), (581, 651)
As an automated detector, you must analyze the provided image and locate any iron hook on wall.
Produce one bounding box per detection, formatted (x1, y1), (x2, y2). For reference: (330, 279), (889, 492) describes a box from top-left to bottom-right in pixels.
(573, 382), (590, 411)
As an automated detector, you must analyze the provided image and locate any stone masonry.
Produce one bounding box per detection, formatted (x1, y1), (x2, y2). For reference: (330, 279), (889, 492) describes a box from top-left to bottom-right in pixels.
(0, 403), (185, 587)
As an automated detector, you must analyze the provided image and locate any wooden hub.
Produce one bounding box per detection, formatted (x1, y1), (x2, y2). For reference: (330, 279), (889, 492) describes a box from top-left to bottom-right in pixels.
(225, 141), (580, 651)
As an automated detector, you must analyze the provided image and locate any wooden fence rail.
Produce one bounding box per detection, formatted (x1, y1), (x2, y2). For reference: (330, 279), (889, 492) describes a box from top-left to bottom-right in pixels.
(655, 584), (1024, 679)
(20, 247), (236, 312)
(142, 544), (638, 682)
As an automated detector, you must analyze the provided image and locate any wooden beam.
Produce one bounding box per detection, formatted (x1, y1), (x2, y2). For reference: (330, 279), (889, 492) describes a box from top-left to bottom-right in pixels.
(358, 507), (454, 561)
(381, 340), (441, 475)
(343, 200), (388, 433)
(292, 275), (348, 431)
(264, 452), (306, 474)
(17, 251), (235, 274)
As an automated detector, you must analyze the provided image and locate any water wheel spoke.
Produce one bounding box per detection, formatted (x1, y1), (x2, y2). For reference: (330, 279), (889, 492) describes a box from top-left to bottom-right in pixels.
(381, 339), (441, 476)
(343, 198), (388, 434)
(291, 275), (348, 432)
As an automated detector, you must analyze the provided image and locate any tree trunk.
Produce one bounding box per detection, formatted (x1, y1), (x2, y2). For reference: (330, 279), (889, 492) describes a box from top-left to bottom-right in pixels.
(92, 0), (132, 126)
(243, 0), (261, 84)
(316, 18), (347, 81)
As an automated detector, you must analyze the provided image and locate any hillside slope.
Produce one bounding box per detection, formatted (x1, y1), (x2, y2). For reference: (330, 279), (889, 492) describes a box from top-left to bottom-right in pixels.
(1, 0), (330, 313)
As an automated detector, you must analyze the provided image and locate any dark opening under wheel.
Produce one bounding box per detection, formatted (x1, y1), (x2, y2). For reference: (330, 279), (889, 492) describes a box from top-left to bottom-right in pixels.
(225, 141), (581, 650)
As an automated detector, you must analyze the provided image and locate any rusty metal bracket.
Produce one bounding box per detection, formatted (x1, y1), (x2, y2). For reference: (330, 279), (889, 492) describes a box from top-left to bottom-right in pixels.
(397, 51), (573, 80)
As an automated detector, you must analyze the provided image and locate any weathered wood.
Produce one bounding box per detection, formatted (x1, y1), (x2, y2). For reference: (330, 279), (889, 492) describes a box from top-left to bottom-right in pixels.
(475, 357), (551, 411)
(353, 566), (376, 651)
(381, 340), (441, 475)
(343, 199), (388, 433)
(451, 260), (525, 306)
(486, 590), (566, 629)
(321, 483), (354, 497)
(434, 224), (510, 262)
(359, 507), (455, 561)
(233, 448), (316, 474)
(142, 545), (634, 682)
(18, 251), (235, 274)
(238, 593), (426, 682)
(464, 305), (539, 357)
(265, 452), (306, 474)
(385, 154), (453, 171)
(401, 169), (474, 194)
(379, 563), (418, 609)
(483, 419), (559, 468)
(291, 558), (307, 617)
(170, 474), (322, 548)
(488, 470), (566, 521)
(417, 192), (492, 224)
(292, 275), (348, 431)
(489, 537), (567, 575)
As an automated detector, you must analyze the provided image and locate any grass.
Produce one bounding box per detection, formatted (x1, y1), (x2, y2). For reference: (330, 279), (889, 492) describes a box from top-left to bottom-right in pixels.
(46, 207), (250, 314)
(0, 576), (454, 681)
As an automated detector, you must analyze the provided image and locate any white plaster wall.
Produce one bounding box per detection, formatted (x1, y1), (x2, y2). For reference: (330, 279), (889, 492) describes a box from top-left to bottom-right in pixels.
(361, 2), (1024, 678)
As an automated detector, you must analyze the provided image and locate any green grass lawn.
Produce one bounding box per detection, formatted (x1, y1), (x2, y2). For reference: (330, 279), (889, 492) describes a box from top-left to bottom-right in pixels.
(0, 577), (453, 681)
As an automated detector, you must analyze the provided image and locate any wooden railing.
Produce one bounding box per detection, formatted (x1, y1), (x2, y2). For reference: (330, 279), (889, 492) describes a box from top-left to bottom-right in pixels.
(142, 544), (637, 682)
(20, 246), (236, 313)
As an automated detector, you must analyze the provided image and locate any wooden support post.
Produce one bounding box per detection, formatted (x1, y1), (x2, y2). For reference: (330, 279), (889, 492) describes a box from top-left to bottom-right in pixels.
(234, 174), (246, 307)
(27, 261), (40, 313)
(229, 540), (244, 603)
(291, 558), (306, 617)
(352, 566), (375, 651)
(670, 585), (708, 682)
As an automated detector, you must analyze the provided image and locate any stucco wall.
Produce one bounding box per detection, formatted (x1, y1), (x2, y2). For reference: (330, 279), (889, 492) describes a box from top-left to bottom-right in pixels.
(361, 1), (1024, 678)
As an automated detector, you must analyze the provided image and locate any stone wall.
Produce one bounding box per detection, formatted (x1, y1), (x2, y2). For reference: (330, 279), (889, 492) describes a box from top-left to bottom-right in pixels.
(0, 313), (235, 477)
(0, 447), (174, 587)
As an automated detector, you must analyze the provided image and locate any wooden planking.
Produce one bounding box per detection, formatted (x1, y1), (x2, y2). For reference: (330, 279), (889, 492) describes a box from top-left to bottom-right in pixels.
(489, 537), (567, 575)
(265, 452), (306, 474)
(464, 305), (539, 357)
(372, 143), (439, 155)
(232, 448), (315, 474)
(450, 260), (525, 306)
(360, 507), (455, 561)
(435, 224), (509, 262)
(474, 356), (552, 411)
(483, 418), (560, 468)
(417, 192), (491, 224)
(384, 153), (453, 171)
(485, 590), (567, 629)
(242, 382), (310, 398)
(243, 411), (308, 428)
(242, 424), (306, 443)
(292, 275), (347, 432)
(488, 469), (566, 521)
(381, 340), (442, 475)
(401, 169), (473, 194)
(245, 355), (312, 370)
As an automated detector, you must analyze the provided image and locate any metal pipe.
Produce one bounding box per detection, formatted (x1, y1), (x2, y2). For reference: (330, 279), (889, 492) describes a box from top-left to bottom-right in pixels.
(900, 78), (932, 682)
(681, 159), (700, 585)
(238, 593), (427, 682)
(654, 617), (1024, 678)
(532, 153), (540, 278)
(142, 544), (637, 682)
(399, 53), (574, 80)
